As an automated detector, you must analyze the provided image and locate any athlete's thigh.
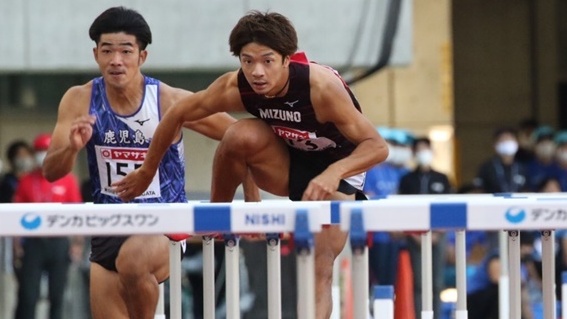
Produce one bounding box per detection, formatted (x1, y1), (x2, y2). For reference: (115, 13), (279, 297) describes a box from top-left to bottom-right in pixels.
(115, 235), (169, 282)
(90, 262), (129, 319)
(224, 118), (291, 196)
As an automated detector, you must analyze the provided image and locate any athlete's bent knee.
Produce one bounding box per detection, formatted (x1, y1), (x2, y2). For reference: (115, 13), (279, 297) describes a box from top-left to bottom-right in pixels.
(222, 119), (273, 151)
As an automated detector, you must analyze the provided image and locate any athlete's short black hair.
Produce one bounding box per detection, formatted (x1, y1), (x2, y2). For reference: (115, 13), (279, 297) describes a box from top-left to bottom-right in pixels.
(229, 11), (298, 58)
(89, 6), (152, 50)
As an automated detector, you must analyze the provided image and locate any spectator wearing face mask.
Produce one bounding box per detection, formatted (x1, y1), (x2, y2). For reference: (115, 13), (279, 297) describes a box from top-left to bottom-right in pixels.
(398, 137), (452, 319)
(0, 141), (35, 203)
(12, 133), (83, 319)
(398, 137), (452, 195)
(525, 126), (560, 191)
(473, 127), (530, 194)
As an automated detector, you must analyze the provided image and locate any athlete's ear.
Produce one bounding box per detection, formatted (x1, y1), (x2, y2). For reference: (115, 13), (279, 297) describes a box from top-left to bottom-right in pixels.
(139, 50), (148, 65)
(93, 47), (98, 61)
(283, 55), (290, 68)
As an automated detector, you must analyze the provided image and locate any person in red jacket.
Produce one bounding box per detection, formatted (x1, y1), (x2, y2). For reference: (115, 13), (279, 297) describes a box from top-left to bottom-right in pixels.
(13, 133), (83, 319)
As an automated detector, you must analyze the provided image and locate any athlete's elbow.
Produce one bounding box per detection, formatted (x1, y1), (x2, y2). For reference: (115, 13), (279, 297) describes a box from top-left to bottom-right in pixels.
(42, 164), (64, 182)
(371, 142), (389, 166)
(43, 168), (59, 182)
(378, 144), (389, 163)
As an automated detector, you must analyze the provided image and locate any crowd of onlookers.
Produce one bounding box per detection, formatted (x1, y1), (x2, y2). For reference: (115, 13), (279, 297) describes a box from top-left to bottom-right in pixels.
(1, 119), (567, 319)
(362, 119), (567, 319)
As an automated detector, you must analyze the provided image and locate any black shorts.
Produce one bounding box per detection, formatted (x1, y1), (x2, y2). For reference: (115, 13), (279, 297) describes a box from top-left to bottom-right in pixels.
(89, 235), (186, 273)
(287, 147), (367, 201)
(89, 236), (129, 272)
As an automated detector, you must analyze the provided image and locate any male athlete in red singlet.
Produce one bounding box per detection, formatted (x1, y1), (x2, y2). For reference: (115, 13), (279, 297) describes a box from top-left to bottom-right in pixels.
(116, 11), (388, 318)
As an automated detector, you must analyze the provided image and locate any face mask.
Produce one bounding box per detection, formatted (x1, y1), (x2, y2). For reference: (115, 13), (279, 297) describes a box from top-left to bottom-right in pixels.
(415, 150), (434, 166)
(557, 151), (567, 163)
(495, 140), (518, 156)
(14, 157), (35, 173)
(35, 151), (47, 166)
(535, 141), (556, 160)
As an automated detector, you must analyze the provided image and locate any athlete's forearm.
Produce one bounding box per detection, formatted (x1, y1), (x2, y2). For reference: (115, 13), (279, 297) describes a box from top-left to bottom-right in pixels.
(141, 107), (184, 174)
(43, 145), (79, 182)
(327, 139), (388, 180)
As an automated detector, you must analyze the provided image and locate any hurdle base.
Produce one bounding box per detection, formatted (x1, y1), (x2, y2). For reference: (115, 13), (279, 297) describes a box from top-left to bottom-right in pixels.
(455, 310), (468, 319)
(421, 310), (434, 319)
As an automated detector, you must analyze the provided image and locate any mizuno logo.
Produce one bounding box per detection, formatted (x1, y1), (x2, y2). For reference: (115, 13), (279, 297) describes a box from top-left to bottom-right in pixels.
(135, 118), (150, 126)
(284, 100), (299, 108)
(259, 109), (301, 122)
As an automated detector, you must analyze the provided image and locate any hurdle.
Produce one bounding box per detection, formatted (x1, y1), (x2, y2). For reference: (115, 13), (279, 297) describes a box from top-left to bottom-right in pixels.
(342, 193), (567, 319)
(1, 194), (567, 318)
(0, 200), (329, 319)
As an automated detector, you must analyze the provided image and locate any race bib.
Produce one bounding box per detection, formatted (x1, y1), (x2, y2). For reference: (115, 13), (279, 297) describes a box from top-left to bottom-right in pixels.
(272, 126), (336, 151)
(95, 145), (161, 199)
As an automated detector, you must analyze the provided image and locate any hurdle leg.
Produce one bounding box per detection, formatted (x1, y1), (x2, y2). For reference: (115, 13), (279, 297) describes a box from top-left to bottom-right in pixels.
(0, 238), (7, 319)
(297, 248), (315, 319)
(562, 271), (567, 319)
(203, 236), (216, 319)
(352, 244), (369, 319)
(295, 210), (315, 319)
(224, 235), (240, 319)
(541, 230), (556, 319)
(418, 231), (433, 319)
(169, 240), (183, 319)
(266, 234), (282, 319)
(508, 230), (521, 319)
(499, 230), (510, 319)
(454, 230), (467, 319)
(154, 283), (166, 319)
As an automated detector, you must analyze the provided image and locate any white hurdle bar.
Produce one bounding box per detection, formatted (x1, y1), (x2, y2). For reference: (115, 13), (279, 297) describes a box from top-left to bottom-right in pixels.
(0, 201), (328, 319)
(2, 193), (567, 318)
(341, 193), (567, 319)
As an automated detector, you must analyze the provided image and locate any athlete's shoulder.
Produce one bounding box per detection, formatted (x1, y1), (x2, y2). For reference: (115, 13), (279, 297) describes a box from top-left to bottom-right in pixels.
(203, 71), (240, 100)
(214, 71), (239, 89)
(158, 81), (193, 109)
(308, 63), (342, 83)
(58, 80), (94, 114)
(63, 81), (93, 100)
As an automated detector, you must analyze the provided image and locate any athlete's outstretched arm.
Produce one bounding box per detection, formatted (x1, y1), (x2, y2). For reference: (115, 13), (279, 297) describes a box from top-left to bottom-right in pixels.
(164, 86), (237, 141)
(113, 72), (243, 201)
(44, 85), (93, 182)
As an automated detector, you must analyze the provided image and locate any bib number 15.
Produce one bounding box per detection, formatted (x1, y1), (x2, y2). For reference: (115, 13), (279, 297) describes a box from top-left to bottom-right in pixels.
(105, 162), (141, 187)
